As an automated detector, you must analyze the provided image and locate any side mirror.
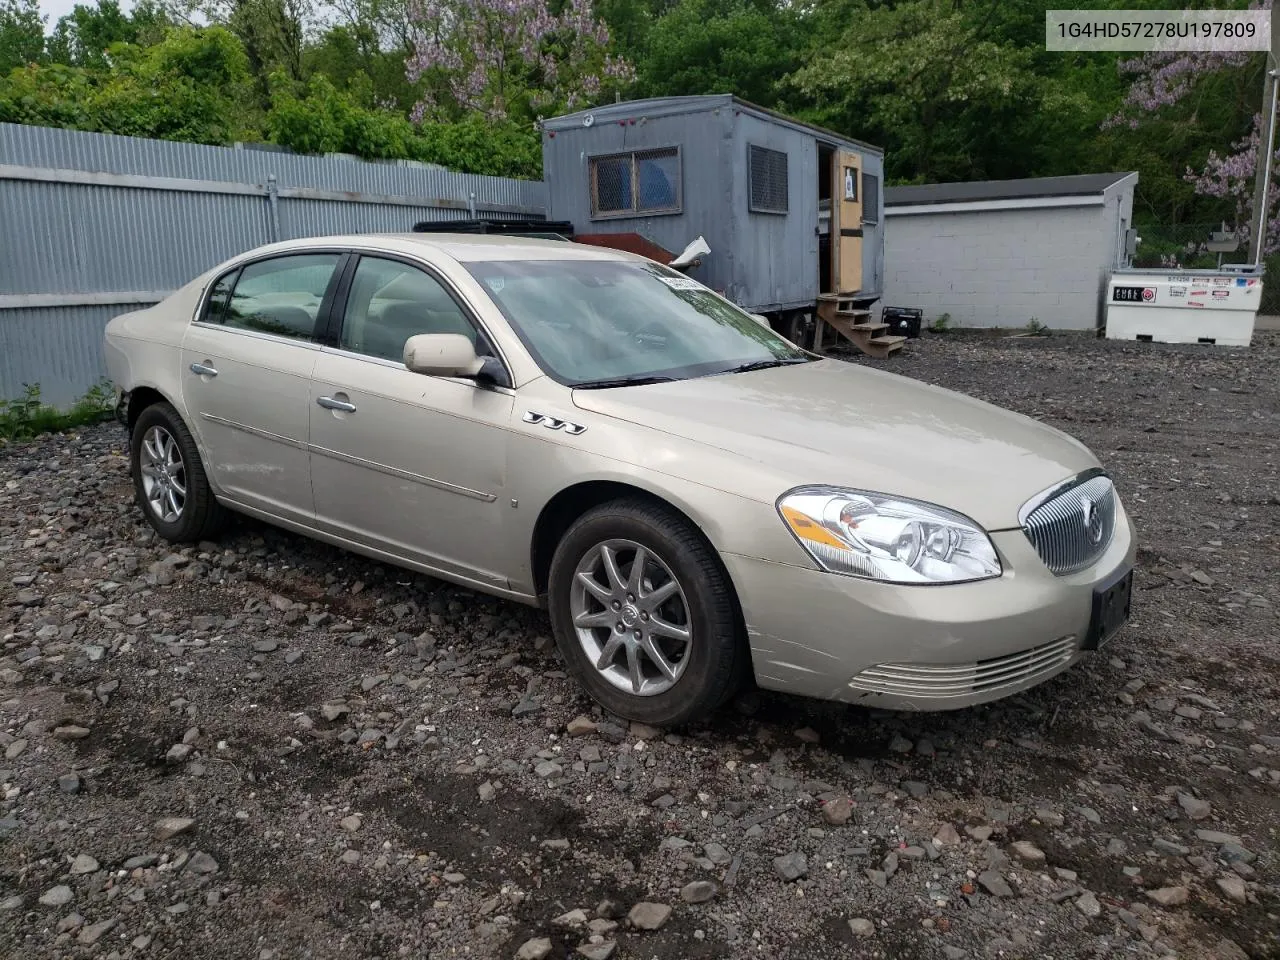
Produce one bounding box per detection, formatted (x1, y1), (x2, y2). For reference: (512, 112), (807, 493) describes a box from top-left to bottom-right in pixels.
(403, 334), (484, 377)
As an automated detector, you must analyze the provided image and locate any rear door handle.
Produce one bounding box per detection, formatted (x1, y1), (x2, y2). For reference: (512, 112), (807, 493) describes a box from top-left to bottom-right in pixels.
(316, 396), (357, 413)
(190, 362), (218, 377)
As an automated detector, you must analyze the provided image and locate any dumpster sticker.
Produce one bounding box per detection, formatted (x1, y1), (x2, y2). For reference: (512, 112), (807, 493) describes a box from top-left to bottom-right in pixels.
(1190, 289), (1208, 296)
(1112, 285), (1154, 302)
(1212, 278), (1231, 287)
(844, 167), (858, 201)
(1169, 286), (1187, 297)
(1188, 300), (1206, 307)
(1236, 278), (1248, 286)
(1211, 289), (1230, 298)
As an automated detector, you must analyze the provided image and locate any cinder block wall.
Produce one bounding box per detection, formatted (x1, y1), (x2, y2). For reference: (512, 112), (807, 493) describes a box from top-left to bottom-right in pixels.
(881, 204), (1115, 330)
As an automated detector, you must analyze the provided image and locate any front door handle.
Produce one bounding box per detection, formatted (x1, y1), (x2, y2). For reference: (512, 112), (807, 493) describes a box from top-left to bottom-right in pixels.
(190, 362), (218, 377)
(316, 395), (357, 413)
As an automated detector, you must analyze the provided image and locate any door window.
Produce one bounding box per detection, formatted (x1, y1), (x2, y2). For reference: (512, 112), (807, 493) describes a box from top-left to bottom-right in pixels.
(221, 254), (341, 340)
(339, 256), (493, 363)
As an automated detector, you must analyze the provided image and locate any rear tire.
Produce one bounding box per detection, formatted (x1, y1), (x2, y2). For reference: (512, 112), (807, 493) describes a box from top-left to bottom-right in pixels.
(548, 498), (744, 727)
(130, 401), (230, 543)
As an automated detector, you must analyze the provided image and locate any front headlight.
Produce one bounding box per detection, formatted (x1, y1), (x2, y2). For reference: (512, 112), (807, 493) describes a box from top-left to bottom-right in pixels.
(777, 486), (1002, 585)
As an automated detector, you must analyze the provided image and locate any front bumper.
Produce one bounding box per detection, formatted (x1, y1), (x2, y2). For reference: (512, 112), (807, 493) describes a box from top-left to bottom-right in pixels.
(722, 497), (1136, 711)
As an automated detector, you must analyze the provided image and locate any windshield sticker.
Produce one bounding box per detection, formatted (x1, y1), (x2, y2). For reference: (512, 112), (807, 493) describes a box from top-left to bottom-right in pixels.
(486, 277), (505, 293)
(656, 274), (705, 291)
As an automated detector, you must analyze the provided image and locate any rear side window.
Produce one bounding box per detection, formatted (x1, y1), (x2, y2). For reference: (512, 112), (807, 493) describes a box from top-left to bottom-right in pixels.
(201, 270), (238, 325)
(219, 254), (341, 340)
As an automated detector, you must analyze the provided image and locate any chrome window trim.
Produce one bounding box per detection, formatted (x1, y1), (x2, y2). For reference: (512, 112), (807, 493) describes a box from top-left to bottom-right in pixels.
(1017, 466), (1108, 527)
(189, 321), (324, 351)
(316, 344), (515, 397)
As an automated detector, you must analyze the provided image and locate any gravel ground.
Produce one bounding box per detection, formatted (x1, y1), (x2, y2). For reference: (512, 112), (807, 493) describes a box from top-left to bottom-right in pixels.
(1, 330), (1278, 960)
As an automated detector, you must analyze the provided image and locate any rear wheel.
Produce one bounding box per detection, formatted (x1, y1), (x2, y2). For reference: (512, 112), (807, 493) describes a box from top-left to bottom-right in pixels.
(548, 499), (745, 727)
(130, 402), (229, 543)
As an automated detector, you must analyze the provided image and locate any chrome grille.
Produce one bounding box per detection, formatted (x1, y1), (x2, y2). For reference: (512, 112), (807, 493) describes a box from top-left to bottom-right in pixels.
(1021, 473), (1116, 575)
(848, 636), (1078, 700)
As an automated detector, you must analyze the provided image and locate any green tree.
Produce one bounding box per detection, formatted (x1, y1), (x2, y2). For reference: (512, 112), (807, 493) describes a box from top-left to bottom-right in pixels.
(47, 1), (138, 68)
(1, 26), (252, 144)
(635, 0), (801, 107)
(0, 0), (45, 74)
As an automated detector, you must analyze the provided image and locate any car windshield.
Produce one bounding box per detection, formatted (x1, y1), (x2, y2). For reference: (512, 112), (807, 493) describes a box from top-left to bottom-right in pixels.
(465, 259), (810, 386)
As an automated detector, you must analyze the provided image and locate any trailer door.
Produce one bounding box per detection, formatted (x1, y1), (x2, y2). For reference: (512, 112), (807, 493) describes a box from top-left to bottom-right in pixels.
(832, 149), (864, 293)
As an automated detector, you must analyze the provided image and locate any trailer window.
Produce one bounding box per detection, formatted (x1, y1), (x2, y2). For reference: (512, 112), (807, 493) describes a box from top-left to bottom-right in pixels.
(748, 145), (788, 214)
(589, 148), (681, 218)
(862, 172), (879, 224)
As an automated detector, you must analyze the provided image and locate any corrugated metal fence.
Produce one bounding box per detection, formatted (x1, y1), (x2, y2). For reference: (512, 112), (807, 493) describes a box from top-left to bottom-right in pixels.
(0, 123), (548, 405)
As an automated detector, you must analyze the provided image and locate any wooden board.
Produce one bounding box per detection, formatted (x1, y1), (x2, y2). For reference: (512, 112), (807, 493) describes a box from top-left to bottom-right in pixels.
(832, 149), (864, 294)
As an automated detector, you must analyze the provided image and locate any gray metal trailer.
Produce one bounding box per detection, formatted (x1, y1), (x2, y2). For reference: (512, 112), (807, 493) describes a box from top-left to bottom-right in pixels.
(541, 95), (897, 356)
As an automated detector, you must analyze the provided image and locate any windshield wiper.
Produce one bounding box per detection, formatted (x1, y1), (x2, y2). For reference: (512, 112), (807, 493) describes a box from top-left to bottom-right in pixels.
(573, 375), (679, 390)
(725, 358), (811, 374)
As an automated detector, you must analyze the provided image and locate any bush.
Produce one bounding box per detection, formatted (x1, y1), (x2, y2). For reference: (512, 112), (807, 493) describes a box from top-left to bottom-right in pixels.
(0, 381), (116, 442)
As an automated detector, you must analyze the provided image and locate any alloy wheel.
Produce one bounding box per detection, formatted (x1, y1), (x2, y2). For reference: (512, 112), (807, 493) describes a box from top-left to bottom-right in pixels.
(139, 425), (187, 524)
(569, 539), (693, 696)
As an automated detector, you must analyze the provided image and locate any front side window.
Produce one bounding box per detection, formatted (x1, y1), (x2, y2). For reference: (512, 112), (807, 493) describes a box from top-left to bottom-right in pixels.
(467, 259), (809, 386)
(340, 256), (491, 363)
(221, 254), (341, 340)
(590, 148), (681, 217)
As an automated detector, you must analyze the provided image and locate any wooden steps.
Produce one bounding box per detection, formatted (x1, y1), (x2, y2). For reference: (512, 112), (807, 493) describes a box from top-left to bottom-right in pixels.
(813, 297), (906, 359)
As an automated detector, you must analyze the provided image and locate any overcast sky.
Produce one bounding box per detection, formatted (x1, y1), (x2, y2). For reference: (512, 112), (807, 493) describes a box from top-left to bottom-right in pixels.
(39, 0), (134, 29)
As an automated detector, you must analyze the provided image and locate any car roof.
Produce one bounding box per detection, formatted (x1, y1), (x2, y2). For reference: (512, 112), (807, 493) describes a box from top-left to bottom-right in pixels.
(260, 233), (643, 264)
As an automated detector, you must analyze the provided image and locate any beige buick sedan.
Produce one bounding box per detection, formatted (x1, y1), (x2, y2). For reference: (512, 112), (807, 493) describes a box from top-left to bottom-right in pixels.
(104, 234), (1135, 726)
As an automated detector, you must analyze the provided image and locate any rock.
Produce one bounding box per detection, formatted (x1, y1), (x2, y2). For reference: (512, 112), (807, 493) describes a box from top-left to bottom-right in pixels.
(1075, 891), (1101, 918)
(794, 726), (820, 744)
(253, 639), (278, 653)
(0, 895), (22, 911)
(1219, 842), (1256, 865)
(552, 908), (588, 928)
(477, 781), (496, 802)
(576, 944), (617, 960)
(680, 880), (717, 903)
(628, 901), (671, 930)
(39, 885), (73, 907)
(848, 918), (875, 938)
(69, 854), (99, 875)
(155, 817), (195, 841)
(1216, 875), (1247, 903)
(534, 761), (562, 778)
(58, 773), (81, 794)
(1195, 829), (1241, 846)
(1146, 886), (1189, 907)
(511, 697), (541, 717)
(702, 841), (732, 866)
(934, 823), (962, 846)
(187, 851), (219, 874)
(821, 796), (854, 825)
(888, 734), (913, 754)
(566, 716), (598, 736)
(1177, 793), (1211, 820)
(4, 740), (26, 760)
(1153, 838), (1190, 856)
(78, 918), (117, 945)
(321, 702), (349, 722)
(967, 825), (994, 842)
(515, 938), (552, 960)
(339, 850), (360, 865)
(340, 815), (362, 832)
(943, 948), (968, 960)
(902, 780), (929, 799)
(978, 871), (1014, 898)
(166, 743), (193, 763)
(52, 725), (90, 740)
(442, 872), (465, 884)
(773, 852), (808, 881)
(1009, 841), (1046, 864)
(1214, 939), (1250, 960)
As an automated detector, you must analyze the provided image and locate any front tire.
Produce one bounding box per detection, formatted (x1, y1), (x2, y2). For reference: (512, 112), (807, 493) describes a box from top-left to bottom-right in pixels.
(130, 401), (229, 543)
(548, 499), (745, 727)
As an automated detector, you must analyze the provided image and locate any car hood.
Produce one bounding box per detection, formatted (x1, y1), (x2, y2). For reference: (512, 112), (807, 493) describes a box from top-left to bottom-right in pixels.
(571, 359), (1099, 530)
